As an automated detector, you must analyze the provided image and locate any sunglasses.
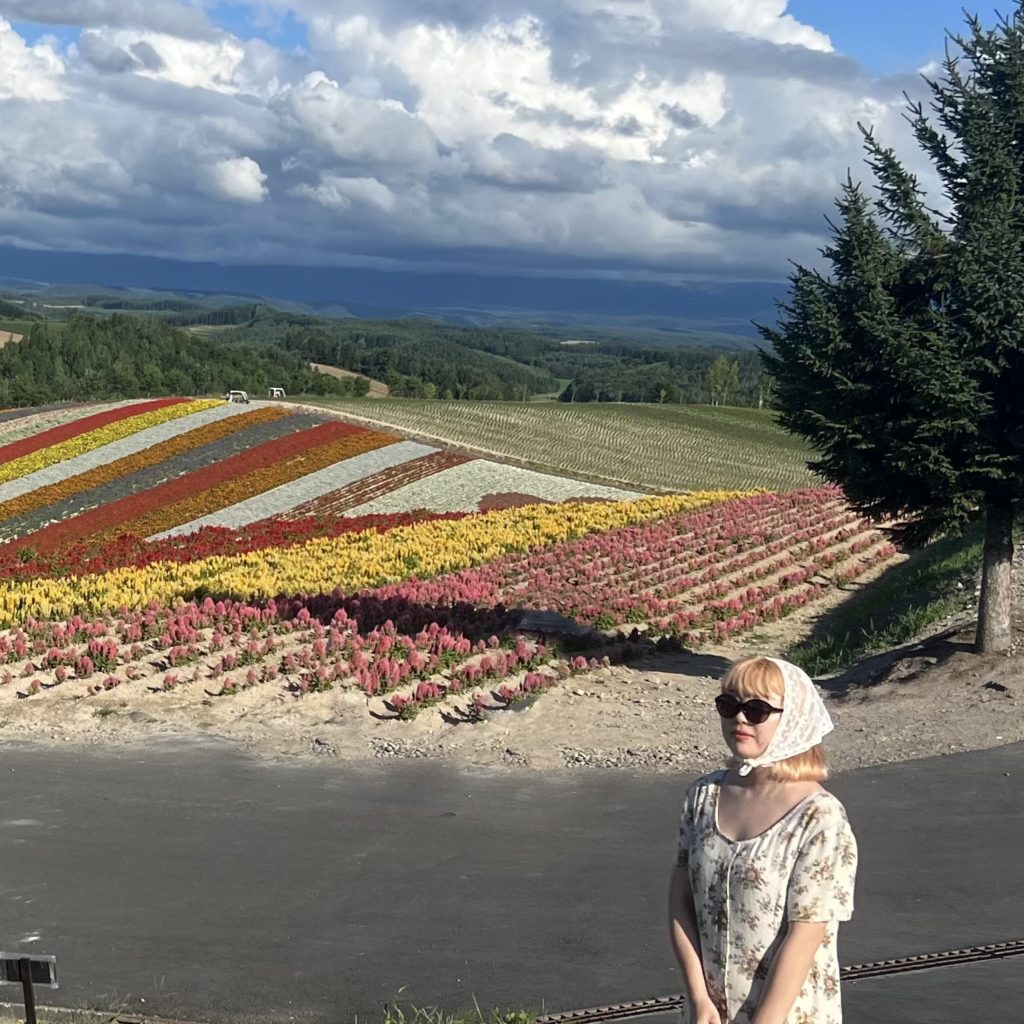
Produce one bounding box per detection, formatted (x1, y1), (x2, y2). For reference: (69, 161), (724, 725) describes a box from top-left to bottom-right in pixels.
(714, 693), (784, 725)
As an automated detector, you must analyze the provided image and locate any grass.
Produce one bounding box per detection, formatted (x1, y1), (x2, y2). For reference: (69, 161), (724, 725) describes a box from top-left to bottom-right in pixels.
(787, 524), (984, 675)
(0, 996), (541, 1024)
(380, 996), (537, 1024)
(0, 319), (66, 337)
(292, 398), (818, 492)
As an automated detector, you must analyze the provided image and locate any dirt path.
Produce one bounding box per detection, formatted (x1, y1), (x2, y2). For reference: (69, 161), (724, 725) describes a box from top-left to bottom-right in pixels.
(0, 330), (23, 347)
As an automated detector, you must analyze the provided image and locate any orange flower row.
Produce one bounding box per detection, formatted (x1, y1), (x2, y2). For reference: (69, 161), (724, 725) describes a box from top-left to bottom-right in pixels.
(0, 406), (292, 525)
(107, 429), (397, 540)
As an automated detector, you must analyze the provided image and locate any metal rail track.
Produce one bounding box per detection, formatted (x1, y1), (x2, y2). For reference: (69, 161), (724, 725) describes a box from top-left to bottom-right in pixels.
(535, 939), (1024, 1024)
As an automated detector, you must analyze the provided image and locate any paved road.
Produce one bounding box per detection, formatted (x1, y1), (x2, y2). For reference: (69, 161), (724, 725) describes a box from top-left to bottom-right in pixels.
(0, 737), (1020, 1024)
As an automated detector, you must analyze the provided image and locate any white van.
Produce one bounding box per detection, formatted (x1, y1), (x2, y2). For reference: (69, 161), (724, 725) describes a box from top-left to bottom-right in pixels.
(268, 387), (286, 398)
(225, 390), (250, 404)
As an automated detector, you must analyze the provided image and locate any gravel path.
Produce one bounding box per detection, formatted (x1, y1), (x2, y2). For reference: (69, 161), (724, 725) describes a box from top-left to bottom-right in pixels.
(151, 439), (435, 538)
(1, 412), (321, 540)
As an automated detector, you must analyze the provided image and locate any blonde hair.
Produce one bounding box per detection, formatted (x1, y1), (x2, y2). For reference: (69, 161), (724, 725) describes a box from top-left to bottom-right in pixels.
(720, 657), (828, 782)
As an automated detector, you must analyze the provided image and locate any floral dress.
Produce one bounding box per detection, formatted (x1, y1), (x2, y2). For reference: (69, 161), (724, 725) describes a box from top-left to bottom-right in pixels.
(676, 770), (858, 1024)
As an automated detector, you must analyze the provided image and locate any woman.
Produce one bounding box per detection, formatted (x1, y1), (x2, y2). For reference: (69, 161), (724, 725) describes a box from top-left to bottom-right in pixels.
(668, 656), (858, 1024)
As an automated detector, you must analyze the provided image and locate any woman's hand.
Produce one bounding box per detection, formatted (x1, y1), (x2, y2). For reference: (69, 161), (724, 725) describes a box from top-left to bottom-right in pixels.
(689, 996), (723, 1024)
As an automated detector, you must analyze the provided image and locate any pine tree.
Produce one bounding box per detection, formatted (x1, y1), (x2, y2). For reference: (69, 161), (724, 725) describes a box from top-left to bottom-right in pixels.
(760, 4), (1024, 653)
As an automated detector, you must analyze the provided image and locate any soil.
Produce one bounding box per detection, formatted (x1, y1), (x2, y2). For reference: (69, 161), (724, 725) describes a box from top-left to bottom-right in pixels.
(0, 555), (1019, 775)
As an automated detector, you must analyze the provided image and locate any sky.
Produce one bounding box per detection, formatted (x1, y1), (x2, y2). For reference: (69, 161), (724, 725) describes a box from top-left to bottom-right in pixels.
(0, 0), (1011, 297)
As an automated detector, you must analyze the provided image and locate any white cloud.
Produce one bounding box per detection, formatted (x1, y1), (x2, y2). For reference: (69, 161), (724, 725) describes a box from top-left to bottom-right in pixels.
(81, 28), (248, 92)
(0, 1), (945, 283)
(0, 18), (65, 100)
(291, 174), (397, 212)
(277, 70), (442, 165)
(682, 0), (832, 50)
(201, 157), (269, 203)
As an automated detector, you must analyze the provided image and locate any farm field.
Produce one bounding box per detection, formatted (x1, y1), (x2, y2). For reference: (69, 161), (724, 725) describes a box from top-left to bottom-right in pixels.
(0, 395), (905, 766)
(292, 399), (818, 491)
(0, 318), (65, 337)
(310, 362), (390, 397)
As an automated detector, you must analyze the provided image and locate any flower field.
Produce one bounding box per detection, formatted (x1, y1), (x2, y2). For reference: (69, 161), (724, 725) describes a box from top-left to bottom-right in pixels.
(0, 399), (638, 551)
(0, 399), (900, 735)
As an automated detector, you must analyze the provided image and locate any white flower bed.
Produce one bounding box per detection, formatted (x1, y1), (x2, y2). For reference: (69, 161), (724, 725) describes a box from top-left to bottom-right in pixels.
(0, 403), (252, 504)
(150, 440), (438, 538)
(344, 460), (640, 515)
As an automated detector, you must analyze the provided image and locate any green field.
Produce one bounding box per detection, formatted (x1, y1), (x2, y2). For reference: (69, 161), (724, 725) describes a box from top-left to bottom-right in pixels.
(300, 399), (819, 492)
(0, 319), (39, 336)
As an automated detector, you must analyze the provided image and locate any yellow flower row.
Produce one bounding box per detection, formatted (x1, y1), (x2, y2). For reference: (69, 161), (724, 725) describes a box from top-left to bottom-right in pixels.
(0, 399), (223, 486)
(0, 490), (755, 625)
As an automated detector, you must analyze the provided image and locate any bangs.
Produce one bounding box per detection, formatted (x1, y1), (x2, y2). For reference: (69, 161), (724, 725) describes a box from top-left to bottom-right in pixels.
(721, 657), (785, 701)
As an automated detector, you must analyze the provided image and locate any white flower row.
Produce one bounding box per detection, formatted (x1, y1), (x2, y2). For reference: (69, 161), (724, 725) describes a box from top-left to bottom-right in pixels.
(150, 440), (438, 539)
(345, 460), (640, 515)
(0, 402), (252, 504)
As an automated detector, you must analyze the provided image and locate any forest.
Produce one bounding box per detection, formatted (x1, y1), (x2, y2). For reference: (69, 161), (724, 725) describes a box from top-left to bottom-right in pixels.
(0, 298), (771, 406)
(0, 315), (366, 405)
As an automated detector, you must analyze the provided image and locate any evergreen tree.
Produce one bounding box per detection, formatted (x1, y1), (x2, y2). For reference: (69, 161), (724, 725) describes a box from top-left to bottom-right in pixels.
(760, 5), (1024, 653)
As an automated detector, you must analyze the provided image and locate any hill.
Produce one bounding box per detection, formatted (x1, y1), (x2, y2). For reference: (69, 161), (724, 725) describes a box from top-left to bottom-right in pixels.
(288, 399), (817, 492)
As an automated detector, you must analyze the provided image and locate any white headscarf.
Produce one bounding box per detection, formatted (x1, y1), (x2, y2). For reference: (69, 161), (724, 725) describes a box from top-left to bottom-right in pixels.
(735, 657), (834, 776)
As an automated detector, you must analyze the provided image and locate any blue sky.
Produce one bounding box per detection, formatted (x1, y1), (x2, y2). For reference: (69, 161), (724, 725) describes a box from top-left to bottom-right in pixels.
(788, 0), (998, 73)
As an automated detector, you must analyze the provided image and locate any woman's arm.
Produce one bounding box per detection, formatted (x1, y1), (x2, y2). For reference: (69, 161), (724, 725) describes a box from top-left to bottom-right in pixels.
(750, 921), (827, 1024)
(668, 865), (716, 1012)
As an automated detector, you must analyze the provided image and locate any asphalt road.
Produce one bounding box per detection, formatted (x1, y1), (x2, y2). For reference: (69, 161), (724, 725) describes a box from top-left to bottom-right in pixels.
(1, 736), (1021, 1024)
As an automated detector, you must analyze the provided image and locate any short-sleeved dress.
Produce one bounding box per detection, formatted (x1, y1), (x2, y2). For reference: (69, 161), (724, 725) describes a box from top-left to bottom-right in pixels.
(676, 769), (858, 1024)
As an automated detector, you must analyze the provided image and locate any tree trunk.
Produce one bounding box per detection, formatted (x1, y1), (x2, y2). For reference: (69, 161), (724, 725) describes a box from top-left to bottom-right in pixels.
(975, 498), (1015, 654)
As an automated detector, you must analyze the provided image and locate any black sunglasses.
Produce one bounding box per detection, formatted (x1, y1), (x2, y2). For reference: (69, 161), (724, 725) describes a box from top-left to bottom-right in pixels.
(714, 693), (784, 725)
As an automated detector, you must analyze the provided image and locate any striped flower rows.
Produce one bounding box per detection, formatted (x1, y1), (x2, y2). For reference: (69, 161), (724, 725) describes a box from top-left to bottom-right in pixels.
(0, 399), (221, 486)
(0, 402), (129, 442)
(151, 438), (438, 538)
(121, 425), (397, 540)
(0, 398), (184, 465)
(282, 449), (472, 519)
(16, 420), (390, 552)
(0, 511), (466, 583)
(0, 405), (291, 535)
(0, 410), (315, 542)
(0, 490), (897, 720)
(345, 459), (641, 515)
(0, 492), (739, 626)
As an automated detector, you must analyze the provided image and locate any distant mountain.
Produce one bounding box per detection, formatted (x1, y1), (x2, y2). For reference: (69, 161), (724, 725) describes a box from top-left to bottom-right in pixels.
(0, 245), (787, 340)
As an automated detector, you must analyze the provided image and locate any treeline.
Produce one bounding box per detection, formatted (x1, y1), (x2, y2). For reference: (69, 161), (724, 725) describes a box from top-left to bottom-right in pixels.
(227, 315), (559, 400)
(0, 298), (41, 320)
(559, 351), (770, 405)
(0, 314), (368, 405)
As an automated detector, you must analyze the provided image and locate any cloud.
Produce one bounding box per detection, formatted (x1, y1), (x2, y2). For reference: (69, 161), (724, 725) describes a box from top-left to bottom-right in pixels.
(290, 174), (397, 212)
(0, 2), (949, 286)
(201, 157), (269, 203)
(0, 18), (65, 100)
(0, 0), (215, 38)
